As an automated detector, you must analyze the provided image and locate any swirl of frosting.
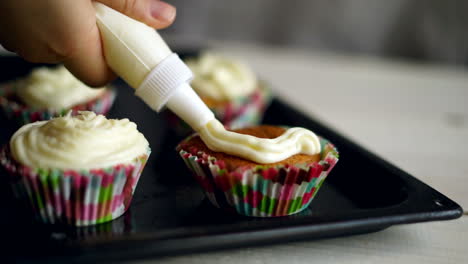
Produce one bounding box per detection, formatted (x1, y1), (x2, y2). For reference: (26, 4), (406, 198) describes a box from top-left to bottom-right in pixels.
(15, 66), (106, 109)
(185, 53), (257, 100)
(198, 120), (321, 164)
(10, 111), (149, 169)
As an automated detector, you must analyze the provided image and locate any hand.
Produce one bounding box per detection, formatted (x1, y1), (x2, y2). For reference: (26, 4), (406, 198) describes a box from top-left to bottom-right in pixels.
(0, 0), (176, 87)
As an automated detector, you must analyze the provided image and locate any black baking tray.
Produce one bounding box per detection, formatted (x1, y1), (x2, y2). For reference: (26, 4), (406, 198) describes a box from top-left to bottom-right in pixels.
(0, 56), (463, 263)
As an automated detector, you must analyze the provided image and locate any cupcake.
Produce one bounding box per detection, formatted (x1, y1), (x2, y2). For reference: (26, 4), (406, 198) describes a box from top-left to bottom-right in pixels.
(0, 65), (116, 125)
(177, 121), (339, 217)
(0, 111), (150, 226)
(165, 52), (272, 135)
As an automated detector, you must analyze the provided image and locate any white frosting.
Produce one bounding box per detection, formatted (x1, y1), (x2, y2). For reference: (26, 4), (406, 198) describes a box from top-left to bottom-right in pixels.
(15, 66), (105, 109)
(198, 120), (321, 164)
(94, 2), (172, 89)
(186, 53), (257, 100)
(10, 111), (149, 169)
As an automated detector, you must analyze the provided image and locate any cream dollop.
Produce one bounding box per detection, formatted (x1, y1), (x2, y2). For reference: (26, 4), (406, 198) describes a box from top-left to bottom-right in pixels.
(198, 120), (321, 164)
(10, 111), (149, 169)
(186, 53), (257, 100)
(15, 66), (106, 109)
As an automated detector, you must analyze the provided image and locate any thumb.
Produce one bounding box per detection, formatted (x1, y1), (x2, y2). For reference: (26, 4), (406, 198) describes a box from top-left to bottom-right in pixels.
(95, 0), (176, 29)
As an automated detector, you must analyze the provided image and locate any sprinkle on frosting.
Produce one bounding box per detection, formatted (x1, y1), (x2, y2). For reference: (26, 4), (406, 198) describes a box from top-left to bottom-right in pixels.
(15, 66), (106, 109)
(10, 111), (149, 169)
(198, 119), (321, 164)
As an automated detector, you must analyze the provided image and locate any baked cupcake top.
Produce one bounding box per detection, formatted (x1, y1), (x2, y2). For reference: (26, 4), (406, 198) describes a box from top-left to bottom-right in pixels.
(14, 66), (106, 109)
(185, 53), (257, 101)
(10, 111), (149, 170)
(180, 125), (321, 170)
(182, 118), (321, 164)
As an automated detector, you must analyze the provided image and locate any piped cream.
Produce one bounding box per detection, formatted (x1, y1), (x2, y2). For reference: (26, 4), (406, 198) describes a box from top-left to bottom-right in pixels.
(198, 120), (321, 164)
(10, 111), (149, 169)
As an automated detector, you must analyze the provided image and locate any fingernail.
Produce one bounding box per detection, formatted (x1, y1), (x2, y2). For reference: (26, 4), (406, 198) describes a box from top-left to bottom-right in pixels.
(150, 1), (176, 23)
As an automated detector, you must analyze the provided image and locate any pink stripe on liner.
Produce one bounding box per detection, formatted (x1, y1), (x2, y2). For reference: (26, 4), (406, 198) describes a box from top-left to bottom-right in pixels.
(194, 174), (215, 192)
(91, 202), (99, 221)
(82, 203), (90, 221)
(261, 167), (278, 181)
(31, 112), (40, 122)
(279, 184), (294, 201)
(306, 164), (322, 182)
(102, 174), (114, 188)
(64, 199), (72, 224)
(213, 172), (232, 192)
(232, 172), (244, 182)
(301, 187), (317, 205)
(53, 193), (62, 215)
(243, 190), (264, 208)
(285, 166), (299, 184)
(73, 188), (82, 225)
(112, 194), (124, 212)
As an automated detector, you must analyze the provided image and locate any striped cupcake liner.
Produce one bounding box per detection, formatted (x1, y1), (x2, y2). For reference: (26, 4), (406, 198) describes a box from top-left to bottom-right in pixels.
(164, 82), (272, 136)
(0, 82), (117, 125)
(0, 147), (150, 226)
(178, 138), (339, 217)
(72, 210), (133, 239)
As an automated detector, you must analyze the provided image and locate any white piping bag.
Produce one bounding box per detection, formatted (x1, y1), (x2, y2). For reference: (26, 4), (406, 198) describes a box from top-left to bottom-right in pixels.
(94, 2), (214, 131)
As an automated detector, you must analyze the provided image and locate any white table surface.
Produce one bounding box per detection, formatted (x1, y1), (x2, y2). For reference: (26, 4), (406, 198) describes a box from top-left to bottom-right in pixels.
(131, 42), (467, 264)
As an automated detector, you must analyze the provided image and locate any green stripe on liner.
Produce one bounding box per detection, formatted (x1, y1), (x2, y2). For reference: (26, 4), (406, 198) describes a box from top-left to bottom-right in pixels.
(288, 197), (302, 213)
(35, 191), (45, 210)
(231, 193), (279, 215)
(231, 179), (313, 200)
(37, 168), (49, 181)
(96, 213), (113, 224)
(237, 198), (307, 216)
(49, 170), (61, 190)
(230, 191), (318, 216)
(231, 184), (249, 197)
(99, 184), (112, 203)
(265, 196), (277, 215)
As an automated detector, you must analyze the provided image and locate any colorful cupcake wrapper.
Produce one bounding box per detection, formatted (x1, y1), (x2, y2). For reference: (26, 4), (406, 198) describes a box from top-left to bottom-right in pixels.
(72, 210), (133, 239)
(0, 82), (117, 125)
(165, 82), (273, 135)
(209, 82), (273, 129)
(178, 138), (339, 217)
(0, 147), (150, 226)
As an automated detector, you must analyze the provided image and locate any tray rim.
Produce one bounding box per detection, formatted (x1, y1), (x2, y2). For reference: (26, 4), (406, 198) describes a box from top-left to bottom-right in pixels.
(0, 57), (463, 261)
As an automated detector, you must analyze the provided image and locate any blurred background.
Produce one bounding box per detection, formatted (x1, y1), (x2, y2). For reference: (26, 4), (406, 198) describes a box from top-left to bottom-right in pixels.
(163, 0), (468, 66)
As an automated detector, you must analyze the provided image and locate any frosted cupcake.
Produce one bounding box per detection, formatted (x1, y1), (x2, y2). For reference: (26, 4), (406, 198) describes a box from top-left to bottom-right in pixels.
(0, 65), (116, 125)
(0, 111), (150, 226)
(177, 120), (339, 217)
(165, 52), (272, 134)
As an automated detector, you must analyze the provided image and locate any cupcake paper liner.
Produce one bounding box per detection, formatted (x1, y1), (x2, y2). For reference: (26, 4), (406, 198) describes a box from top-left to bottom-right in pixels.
(0, 82), (117, 125)
(178, 138), (339, 217)
(72, 210), (133, 239)
(0, 147), (150, 226)
(165, 82), (272, 135)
